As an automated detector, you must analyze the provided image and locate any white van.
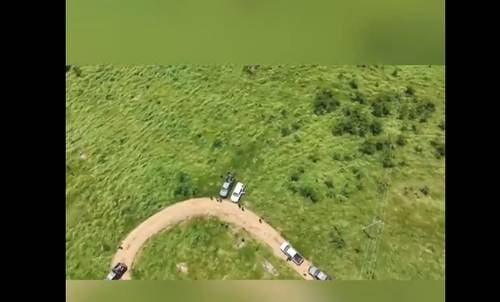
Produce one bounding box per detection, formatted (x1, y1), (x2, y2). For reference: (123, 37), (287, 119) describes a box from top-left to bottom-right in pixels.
(230, 182), (245, 203)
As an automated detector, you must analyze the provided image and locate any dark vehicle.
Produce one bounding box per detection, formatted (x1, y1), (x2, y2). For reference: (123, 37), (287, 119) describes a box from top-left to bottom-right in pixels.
(308, 266), (332, 280)
(106, 263), (128, 280)
(219, 173), (235, 198)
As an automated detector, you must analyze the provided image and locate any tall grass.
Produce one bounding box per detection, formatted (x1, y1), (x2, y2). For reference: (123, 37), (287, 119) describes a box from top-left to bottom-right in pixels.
(66, 65), (444, 279)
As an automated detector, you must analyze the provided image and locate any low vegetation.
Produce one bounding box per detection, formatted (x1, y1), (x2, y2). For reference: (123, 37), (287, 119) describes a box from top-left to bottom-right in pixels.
(66, 65), (444, 280)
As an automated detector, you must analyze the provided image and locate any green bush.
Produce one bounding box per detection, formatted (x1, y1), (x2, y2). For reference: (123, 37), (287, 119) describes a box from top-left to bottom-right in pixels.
(174, 172), (198, 198)
(414, 100), (436, 121)
(329, 226), (346, 249)
(371, 93), (396, 117)
(381, 150), (396, 168)
(438, 120), (445, 131)
(298, 186), (320, 203)
(324, 180), (334, 189)
(313, 89), (341, 115)
(281, 127), (291, 137)
(333, 105), (383, 137)
(405, 86), (416, 96)
(349, 79), (358, 89)
(360, 139), (377, 155)
(360, 136), (393, 155)
(72, 66), (82, 77)
(430, 139), (445, 159)
(396, 135), (407, 146)
(370, 120), (383, 135)
(351, 91), (367, 104)
(212, 139), (223, 149)
(420, 185), (430, 196)
(242, 65), (260, 75)
(290, 167), (305, 182)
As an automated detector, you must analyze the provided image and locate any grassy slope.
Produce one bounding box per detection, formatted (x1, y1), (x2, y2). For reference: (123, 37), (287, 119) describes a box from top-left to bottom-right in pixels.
(132, 217), (300, 280)
(66, 65), (444, 280)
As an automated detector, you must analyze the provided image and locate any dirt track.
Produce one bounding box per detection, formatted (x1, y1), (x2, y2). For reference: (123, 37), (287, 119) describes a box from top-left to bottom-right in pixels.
(111, 197), (314, 280)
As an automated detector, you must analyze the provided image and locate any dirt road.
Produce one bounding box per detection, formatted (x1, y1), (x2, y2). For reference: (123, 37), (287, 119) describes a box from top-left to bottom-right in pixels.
(111, 197), (314, 280)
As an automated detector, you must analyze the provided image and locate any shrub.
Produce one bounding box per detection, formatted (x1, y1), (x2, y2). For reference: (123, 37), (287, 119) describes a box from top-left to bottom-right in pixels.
(360, 136), (393, 155)
(290, 167), (305, 182)
(351, 91), (367, 104)
(349, 79), (358, 89)
(298, 186), (319, 203)
(313, 89), (341, 115)
(242, 65), (260, 75)
(324, 180), (334, 189)
(371, 101), (391, 117)
(72, 66), (82, 77)
(291, 122), (301, 130)
(405, 86), (416, 96)
(420, 185), (430, 196)
(396, 135), (407, 146)
(212, 139), (223, 149)
(308, 153), (320, 163)
(392, 68), (399, 77)
(330, 227), (346, 249)
(381, 150), (396, 168)
(439, 120), (445, 131)
(370, 120), (383, 135)
(414, 100), (436, 121)
(333, 105), (382, 136)
(281, 127), (291, 137)
(174, 172), (198, 198)
(430, 139), (445, 158)
(360, 139), (377, 155)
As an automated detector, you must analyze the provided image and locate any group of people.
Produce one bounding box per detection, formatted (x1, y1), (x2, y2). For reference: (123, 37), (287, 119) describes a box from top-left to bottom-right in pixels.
(211, 195), (264, 224)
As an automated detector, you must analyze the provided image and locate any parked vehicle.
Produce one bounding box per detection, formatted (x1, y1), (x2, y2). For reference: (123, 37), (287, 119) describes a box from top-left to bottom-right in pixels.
(308, 266), (332, 280)
(230, 182), (245, 203)
(279, 241), (304, 265)
(219, 173), (236, 198)
(106, 263), (128, 280)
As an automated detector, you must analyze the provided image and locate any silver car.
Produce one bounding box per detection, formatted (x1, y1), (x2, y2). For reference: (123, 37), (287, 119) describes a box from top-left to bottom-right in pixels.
(219, 173), (235, 198)
(308, 266), (332, 280)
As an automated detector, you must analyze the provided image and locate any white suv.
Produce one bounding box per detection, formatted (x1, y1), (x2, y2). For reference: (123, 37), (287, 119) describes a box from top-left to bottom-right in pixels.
(230, 182), (245, 203)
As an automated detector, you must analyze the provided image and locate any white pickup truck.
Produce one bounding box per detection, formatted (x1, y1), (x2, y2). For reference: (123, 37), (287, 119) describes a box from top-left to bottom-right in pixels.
(279, 241), (304, 265)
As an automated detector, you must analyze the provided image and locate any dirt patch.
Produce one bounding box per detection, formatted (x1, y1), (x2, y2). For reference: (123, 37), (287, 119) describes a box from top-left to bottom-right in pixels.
(262, 260), (279, 276)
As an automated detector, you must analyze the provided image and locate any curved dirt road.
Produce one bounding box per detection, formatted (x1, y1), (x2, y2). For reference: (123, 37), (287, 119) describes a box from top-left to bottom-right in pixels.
(112, 197), (314, 280)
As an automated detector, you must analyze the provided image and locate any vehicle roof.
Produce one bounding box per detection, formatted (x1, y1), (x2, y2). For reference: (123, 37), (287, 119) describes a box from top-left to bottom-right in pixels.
(317, 271), (329, 280)
(287, 247), (298, 257)
(280, 242), (290, 250)
(233, 182), (244, 193)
